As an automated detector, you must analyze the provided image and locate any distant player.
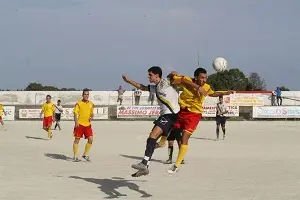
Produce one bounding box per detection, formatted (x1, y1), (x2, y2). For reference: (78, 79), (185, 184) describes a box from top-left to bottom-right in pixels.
(156, 68), (234, 174)
(73, 88), (94, 162)
(216, 96), (228, 140)
(122, 66), (206, 177)
(163, 128), (185, 164)
(54, 100), (63, 131)
(40, 95), (55, 139)
(0, 103), (7, 131)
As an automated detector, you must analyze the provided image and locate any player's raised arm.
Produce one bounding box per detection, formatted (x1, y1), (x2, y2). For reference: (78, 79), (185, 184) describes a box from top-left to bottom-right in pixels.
(122, 74), (149, 91)
(208, 90), (234, 97)
(169, 75), (208, 96)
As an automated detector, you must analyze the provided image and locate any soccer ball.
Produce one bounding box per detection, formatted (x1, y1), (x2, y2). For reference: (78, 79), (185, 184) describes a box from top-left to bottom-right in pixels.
(212, 57), (228, 72)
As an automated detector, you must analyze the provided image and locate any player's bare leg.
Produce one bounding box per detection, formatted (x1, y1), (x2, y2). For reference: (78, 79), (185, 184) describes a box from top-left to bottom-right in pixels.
(82, 136), (93, 162)
(168, 131), (190, 174)
(73, 138), (80, 162)
(216, 123), (220, 141)
(131, 126), (163, 177)
(221, 124), (226, 140)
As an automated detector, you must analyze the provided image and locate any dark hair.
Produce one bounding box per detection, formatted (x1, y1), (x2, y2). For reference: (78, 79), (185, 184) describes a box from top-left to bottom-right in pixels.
(57, 100), (61, 102)
(194, 68), (207, 77)
(148, 66), (162, 78)
(219, 95), (223, 99)
(46, 95), (51, 98)
(82, 88), (90, 94)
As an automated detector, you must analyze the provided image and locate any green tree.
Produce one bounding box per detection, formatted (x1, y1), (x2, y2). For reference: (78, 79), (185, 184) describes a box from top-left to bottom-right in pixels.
(278, 86), (290, 91)
(207, 69), (248, 91)
(25, 83), (44, 91)
(247, 72), (266, 91)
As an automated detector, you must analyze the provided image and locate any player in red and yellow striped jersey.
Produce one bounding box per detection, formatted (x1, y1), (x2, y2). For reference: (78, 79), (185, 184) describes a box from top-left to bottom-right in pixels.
(0, 104), (7, 131)
(40, 95), (55, 139)
(160, 68), (234, 174)
(73, 88), (94, 162)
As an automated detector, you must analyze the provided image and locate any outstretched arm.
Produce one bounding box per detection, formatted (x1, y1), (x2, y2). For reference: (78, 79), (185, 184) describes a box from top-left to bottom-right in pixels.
(209, 90), (234, 97)
(122, 74), (149, 91)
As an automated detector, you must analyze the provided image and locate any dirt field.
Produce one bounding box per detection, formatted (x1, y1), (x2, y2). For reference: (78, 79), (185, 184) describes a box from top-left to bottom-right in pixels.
(0, 121), (299, 200)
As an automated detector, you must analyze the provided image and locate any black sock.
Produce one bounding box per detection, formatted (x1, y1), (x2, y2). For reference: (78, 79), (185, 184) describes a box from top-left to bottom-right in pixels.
(216, 128), (219, 138)
(141, 138), (157, 167)
(168, 146), (174, 160)
(222, 128), (226, 136)
(54, 123), (58, 129)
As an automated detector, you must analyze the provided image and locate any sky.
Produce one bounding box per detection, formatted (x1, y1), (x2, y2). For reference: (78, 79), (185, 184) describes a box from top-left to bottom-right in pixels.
(0, 0), (299, 91)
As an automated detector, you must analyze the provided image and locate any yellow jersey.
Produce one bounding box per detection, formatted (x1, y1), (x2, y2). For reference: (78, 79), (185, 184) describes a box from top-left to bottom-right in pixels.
(0, 104), (3, 116)
(74, 100), (94, 126)
(42, 102), (55, 117)
(173, 75), (214, 114)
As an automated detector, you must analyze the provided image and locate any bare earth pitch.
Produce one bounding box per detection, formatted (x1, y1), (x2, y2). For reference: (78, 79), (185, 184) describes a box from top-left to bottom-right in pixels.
(0, 121), (299, 200)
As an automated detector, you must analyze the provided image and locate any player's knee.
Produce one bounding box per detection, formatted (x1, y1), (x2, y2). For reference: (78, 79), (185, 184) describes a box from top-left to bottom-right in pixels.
(87, 137), (93, 144)
(74, 138), (80, 144)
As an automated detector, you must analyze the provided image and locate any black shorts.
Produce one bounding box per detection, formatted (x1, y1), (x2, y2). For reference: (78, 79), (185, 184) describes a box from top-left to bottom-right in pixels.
(216, 115), (226, 125)
(55, 113), (61, 121)
(153, 114), (178, 137)
(167, 128), (182, 141)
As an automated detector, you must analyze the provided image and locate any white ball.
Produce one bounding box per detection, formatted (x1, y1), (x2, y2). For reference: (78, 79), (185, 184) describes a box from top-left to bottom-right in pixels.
(212, 57), (228, 72)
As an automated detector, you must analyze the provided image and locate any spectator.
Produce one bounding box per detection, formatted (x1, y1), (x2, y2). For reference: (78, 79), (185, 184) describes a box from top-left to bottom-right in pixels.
(116, 86), (125, 105)
(134, 88), (142, 105)
(148, 89), (156, 105)
(271, 91), (276, 106)
(275, 87), (282, 106)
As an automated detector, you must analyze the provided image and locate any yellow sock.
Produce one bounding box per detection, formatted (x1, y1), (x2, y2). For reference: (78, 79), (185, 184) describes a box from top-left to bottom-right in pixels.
(158, 136), (167, 146)
(47, 129), (52, 138)
(73, 143), (79, 157)
(175, 144), (188, 168)
(83, 142), (92, 156)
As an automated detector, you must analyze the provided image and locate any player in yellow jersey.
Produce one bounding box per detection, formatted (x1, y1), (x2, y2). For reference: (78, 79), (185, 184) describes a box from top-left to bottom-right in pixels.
(161, 68), (234, 174)
(73, 88), (94, 162)
(40, 95), (55, 139)
(0, 103), (7, 131)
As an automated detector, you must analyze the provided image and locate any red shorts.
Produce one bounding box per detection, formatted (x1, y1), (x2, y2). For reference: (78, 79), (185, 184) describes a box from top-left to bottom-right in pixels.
(43, 116), (53, 128)
(73, 125), (93, 139)
(0, 116), (2, 121)
(173, 109), (202, 134)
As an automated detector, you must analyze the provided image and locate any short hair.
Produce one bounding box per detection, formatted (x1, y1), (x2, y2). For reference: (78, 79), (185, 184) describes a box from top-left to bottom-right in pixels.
(82, 88), (90, 94)
(219, 95), (223, 99)
(194, 68), (207, 77)
(57, 100), (61, 102)
(148, 66), (162, 78)
(46, 95), (51, 98)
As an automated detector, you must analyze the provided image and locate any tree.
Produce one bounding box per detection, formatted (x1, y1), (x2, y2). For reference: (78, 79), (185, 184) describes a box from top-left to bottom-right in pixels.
(24, 82), (78, 91)
(279, 86), (290, 91)
(25, 83), (44, 91)
(247, 72), (266, 91)
(207, 69), (248, 91)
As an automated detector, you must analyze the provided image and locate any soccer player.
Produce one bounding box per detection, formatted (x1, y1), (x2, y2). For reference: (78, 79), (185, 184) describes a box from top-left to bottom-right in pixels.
(216, 95), (228, 140)
(163, 128), (185, 164)
(161, 68), (234, 174)
(73, 89), (94, 162)
(40, 95), (55, 139)
(122, 66), (207, 177)
(54, 100), (63, 130)
(0, 103), (7, 131)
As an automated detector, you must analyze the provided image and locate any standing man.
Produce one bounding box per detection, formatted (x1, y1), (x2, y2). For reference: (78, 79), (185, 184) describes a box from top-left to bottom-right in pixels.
(54, 100), (63, 130)
(73, 88), (94, 162)
(0, 103), (7, 131)
(275, 87), (282, 106)
(216, 96), (228, 140)
(40, 95), (55, 139)
(134, 88), (142, 105)
(117, 86), (125, 105)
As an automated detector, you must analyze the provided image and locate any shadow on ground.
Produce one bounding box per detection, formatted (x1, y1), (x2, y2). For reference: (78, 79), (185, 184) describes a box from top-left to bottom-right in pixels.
(120, 154), (163, 163)
(44, 153), (73, 161)
(191, 136), (216, 141)
(25, 136), (49, 140)
(69, 176), (152, 199)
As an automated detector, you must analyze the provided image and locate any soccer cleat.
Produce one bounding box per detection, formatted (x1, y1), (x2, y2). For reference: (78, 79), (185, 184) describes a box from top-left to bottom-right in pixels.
(163, 159), (172, 164)
(131, 162), (147, 171)
(82, 155), (91, 162)
(131, 168), (149, 177)
(167, 165), (179, 174)
(73, 157), (80, 162)
(181, 160), (185, 164)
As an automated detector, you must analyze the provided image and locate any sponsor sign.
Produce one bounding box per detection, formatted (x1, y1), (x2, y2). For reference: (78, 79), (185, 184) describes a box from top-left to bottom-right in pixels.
(1, 106), (15, 121)
(230, 95), (265, 106)
(253, 106), (300, 118)
(117, 106), (160, 118)
(202, 105), (239, 117)
(19, 107), (108, 120)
